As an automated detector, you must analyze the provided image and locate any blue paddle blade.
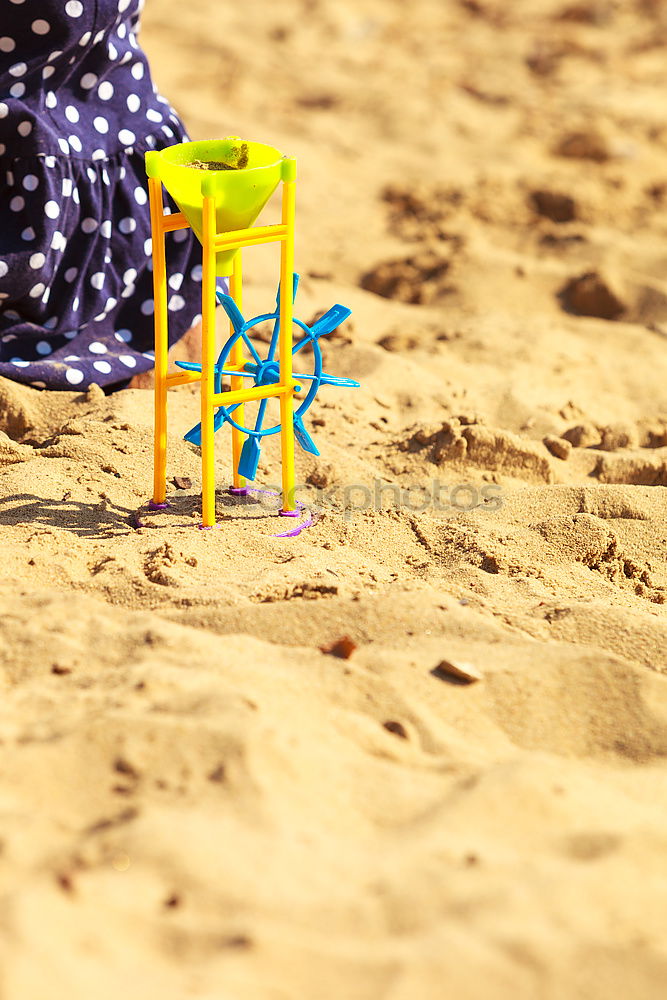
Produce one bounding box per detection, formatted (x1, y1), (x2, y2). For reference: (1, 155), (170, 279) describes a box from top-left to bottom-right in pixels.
(184, 424), (201, 446)
(294, 415), (320, 456)
(310, 304), (352, 340)
(215, 291), (246, 332)
(237, 436), (261, 480)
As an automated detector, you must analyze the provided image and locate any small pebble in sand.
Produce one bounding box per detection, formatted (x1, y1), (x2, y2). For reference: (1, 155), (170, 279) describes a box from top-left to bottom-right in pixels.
(555, 130), (610, 163)
(383, 720), (408, 739)
(530, 189), (577, 223)
(544, 434), (572, 460)
(559, 270), (626, 320)
(320, 635), (357, 659)
(173, 475), (192, 490)
(432, 658), (483, 684)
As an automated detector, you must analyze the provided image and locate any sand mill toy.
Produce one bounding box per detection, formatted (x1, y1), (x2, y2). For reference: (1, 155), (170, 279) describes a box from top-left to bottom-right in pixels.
(145, 137), (359, 528)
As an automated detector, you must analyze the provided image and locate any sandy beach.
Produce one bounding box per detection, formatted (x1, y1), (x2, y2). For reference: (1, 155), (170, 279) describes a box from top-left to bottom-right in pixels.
(2, 0), (667, 996)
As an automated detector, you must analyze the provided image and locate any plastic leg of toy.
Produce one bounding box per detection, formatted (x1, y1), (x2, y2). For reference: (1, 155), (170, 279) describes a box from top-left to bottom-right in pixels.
(200, 193), (217, 528)
(149, 176), (169, 505)
(229, 253), (246, 491)
(279, 173), (296, 514)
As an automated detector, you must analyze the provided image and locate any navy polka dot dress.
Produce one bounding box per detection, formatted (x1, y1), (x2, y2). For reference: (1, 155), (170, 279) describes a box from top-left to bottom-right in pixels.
(0, 0), (203, 390)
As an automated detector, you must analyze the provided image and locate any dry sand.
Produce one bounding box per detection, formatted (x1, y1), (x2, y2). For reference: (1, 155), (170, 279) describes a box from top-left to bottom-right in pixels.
(2, 0), (667, 996)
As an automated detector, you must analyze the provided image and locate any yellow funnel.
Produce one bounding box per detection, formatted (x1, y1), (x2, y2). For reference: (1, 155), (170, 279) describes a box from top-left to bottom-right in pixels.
(146, 137), (284, 276)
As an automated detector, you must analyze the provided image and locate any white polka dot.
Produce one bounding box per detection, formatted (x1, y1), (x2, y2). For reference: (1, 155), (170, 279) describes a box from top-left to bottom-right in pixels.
(119, 128), (135, 146)
(32, 19), (50, 34)
(29, 283), (45, 299)
(17, 121), (32, 137)
(97, 81), (114, 102)
(58, 137), (70, 154)
(65, 105), (79, 123)
(0, 38), (16, 53)
(71, 298), (79, 310)
(41, 287), (50, 304)
(91, 272), (105, 290)
(79, 31), (91, 46)
(69, 135), (83, 153)
(102, 169), (110, 185)
(121, 284), (135, 299)
(61, 177), (73, 197)
(21, 227), (35, 241)
(117, 23), (127, 39)
(108, 42), (118, 61)
(64, 267), (78, 282)
(123, 269), (137, 285)
(86, 166), (96, 183)
(11, 359), (29, 368)
(42, 65), (55, 80)
(0, 144), (5, 155)
(44, 200), (59, 219)
(143, 237), (152, 255)
(64, 355), (79, 362)
(36, 340), (52, 355)
(47, 49), (62, 62)
(118, 217), (136, 234)
(93, 115), (109, 134)
(10, 82), (25, 98)
(0, 104), (8, 119)
(45, 91), (57, 109)
(9, 62), (27, 77)
(10, 195), (24, 212)
(89, 341), (107, 354)
(44, 155), (56, 168)
(23, 174), (38, 191)
(131, 62), (144, 80)
(146, 109), (163, 123)
(140, 300), (154, 316)
(63, 330), (77, 339)
(119, 0), (131, 11)
(100, 220), (112, 238)
(93, 360), (112, 374)
(126, 93), (140, 113)
(92, 149), (106, 161)
(80, 72), (97, 89)
(191, 264), (203, 281)
(0, 261), (7, 278)
(50, 231), (66, 251)
(104, 297), (117, 311)
(29, 253), (45, 269)
(65, 1), (83, 16)
(168, 273), (184, 290)
(134, 187), (147, 206)
(72, 186), (80, 204)
(172, 228), (188, 243)
(81, 218), (98, 233)
(115, 329), (132, 342)
(168, 295), (185, 311)
(65, 368), (84, 384)
(44, 316), (58, 329)
(119, 355), (136, 368)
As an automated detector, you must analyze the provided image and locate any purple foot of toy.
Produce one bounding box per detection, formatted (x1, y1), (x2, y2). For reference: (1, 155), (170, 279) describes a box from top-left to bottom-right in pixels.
(198, 523), (215, 531)
(148, 500), (171, 511)
(228, 486), (250, 496)
(279, 508), (301, 518)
